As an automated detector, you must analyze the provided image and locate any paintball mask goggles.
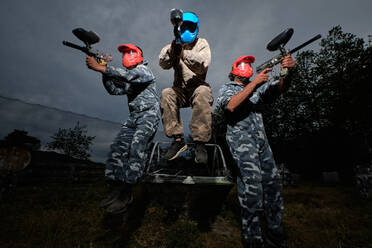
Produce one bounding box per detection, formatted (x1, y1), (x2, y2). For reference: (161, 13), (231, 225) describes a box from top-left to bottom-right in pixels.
(179, 12), (199, 44)
(232, 56), (255, 79)
(118, 44), (143, 68)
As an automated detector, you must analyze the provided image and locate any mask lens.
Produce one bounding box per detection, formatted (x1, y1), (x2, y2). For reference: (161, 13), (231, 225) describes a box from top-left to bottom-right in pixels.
(180, 21), (197, 33)
(237, 62), (248, 70)
(124, 50), (138, 56)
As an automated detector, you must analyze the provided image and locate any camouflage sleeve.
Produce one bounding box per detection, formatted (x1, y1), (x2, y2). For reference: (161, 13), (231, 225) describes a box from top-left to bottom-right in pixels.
(104, 64), (155, 84)
(182, 38), (211, 75)
(159, 44), (173, 70)
(102, 74), (128, 95)
(249, 79), (281, 104)
(216, 84), (236, 110)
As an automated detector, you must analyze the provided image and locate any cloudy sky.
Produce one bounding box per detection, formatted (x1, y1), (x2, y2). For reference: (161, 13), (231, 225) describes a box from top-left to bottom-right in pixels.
(0, 0), (371, 137)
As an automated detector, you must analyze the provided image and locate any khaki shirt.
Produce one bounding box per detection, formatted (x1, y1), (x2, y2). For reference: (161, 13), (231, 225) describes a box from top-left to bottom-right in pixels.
(159, 38), (211, 89)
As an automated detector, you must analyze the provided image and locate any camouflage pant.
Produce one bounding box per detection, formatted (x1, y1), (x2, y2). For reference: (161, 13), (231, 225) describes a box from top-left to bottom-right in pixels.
(160, 85), (213, 142)
(226, 129), (283, 241)
(105, 107), (160, 184)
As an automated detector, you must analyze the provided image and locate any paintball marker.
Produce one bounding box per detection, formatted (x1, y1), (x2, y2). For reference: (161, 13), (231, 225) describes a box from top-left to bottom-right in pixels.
(256, 28), (321, 75)
(170, 8), (183, 44)
(62, 28), (112, 64)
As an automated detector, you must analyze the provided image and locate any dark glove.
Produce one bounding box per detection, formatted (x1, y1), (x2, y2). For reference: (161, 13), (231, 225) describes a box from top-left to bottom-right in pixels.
(171, 40), (183, 58)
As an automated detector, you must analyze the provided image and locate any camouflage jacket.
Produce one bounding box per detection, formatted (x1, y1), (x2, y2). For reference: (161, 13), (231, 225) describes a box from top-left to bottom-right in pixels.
(213, 80), (280, 138)
(102, 60), (159, 113)
(159, 38), (211, 89)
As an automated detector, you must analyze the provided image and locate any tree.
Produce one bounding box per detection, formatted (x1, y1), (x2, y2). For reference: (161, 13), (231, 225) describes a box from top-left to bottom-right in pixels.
(46, 122), (95, 160)
(1, 129), (41, 150)
(261, 26), (372, 176)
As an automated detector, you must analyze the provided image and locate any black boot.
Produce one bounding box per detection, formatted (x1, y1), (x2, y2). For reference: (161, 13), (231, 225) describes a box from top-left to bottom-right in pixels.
(242, 238), (264, 248)
(100, 182), (133, 214)
(105, 186), (133, 214)
(195, 142), (208, 164)
(164, 138), (188, 160)
(99, 181), (124, 209)
(266, 227), (289, 248)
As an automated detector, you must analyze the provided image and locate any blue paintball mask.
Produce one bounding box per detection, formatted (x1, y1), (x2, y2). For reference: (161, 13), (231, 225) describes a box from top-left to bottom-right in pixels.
(179, 12), (199, 44)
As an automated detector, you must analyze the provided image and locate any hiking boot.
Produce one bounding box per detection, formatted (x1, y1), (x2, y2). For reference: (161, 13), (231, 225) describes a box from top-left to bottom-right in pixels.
(164, 139), (188, 160)
(99, 182), (125, 209)
(242, 238), (264, 248)
(105, 186), (133, 214)
(99, 187), (121, 209)
(266, 228), (289, 248)
(195, 143), (208, 164)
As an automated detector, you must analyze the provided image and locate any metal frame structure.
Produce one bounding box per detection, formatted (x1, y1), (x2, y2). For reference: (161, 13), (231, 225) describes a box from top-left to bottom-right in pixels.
(142, 142), (233, 186)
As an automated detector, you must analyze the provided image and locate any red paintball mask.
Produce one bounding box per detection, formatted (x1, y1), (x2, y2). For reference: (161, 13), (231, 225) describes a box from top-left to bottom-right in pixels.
(231, 55), (255, 78)
(117, 44), (143, 68)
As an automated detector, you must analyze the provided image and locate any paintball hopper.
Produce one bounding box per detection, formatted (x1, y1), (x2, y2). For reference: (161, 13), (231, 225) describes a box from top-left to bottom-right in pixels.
(170, 8), (183, 26)
(72, 28), (100, 48)
(62, 27), (112, 63)
(267, 28), (294, 52)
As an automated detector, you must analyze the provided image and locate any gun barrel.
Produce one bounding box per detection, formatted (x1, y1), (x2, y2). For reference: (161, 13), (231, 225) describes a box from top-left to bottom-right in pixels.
(62, 40), (95, 57)
(289, 34), (321, 54)
(63, 41), (85, 51)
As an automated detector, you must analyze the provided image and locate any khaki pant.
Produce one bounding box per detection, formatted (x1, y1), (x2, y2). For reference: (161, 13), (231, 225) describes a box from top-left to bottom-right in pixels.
(160, 85), (213, 142)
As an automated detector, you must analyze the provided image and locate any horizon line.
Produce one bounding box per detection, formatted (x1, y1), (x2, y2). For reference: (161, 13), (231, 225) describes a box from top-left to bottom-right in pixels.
(0, 94), (121, 126)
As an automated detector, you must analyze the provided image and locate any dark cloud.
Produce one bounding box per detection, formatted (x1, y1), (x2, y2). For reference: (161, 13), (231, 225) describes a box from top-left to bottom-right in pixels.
(0, 0), (371, 136)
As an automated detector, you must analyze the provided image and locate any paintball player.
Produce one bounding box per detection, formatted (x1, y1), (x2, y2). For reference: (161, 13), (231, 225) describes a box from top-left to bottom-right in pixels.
(213, 55), (295, 248)
(159, 11), (213, 164)
(86, 44), (160, 214)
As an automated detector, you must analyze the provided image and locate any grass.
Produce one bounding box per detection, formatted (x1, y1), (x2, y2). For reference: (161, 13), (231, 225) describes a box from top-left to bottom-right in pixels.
(0, 181), (371, 248)
(283, 184), (372, 248)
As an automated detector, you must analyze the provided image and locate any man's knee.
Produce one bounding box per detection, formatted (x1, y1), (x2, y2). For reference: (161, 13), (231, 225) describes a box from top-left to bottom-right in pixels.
(193, 85), (213, 105)
(161, 88), (176, 99)
(161, 88), (177, 107)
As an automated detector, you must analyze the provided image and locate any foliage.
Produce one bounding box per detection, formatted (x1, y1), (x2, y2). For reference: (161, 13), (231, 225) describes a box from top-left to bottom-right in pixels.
(46, 122), (95, 160)
(1, 129), (41, 150)
(262, 26), (372, 173)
